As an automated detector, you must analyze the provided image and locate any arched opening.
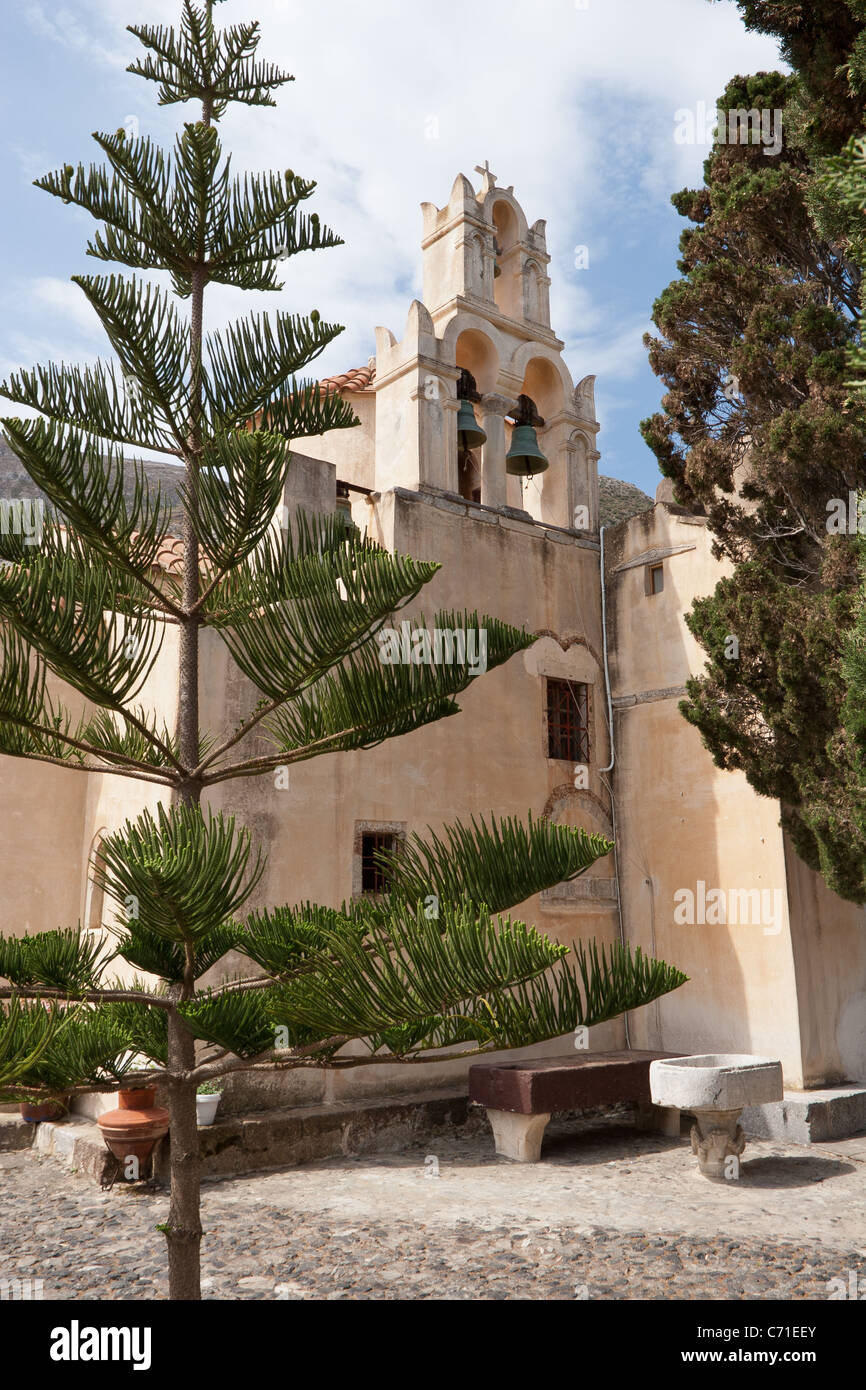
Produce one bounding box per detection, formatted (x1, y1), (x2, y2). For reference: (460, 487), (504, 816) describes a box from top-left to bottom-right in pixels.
(492, 199), (519, 252)
(455, 331), (498, 504)
(520, 356), (564, 421)
(455, 328), (498, 394)
(492, 200), (520, 316)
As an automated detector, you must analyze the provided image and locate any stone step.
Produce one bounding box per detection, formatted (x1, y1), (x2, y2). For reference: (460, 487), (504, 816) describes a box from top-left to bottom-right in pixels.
(19, 1089), (488, 1187)
(741, 1086), (866, 1144)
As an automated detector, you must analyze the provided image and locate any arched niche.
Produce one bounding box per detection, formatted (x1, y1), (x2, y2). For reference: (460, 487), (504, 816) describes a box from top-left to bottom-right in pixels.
(83, 829), (109, 933)
(544, 787), (613, 846)
(523, 260), (543, 323)
(520, 355), (565, 420)
(468, 232), (490, 301)
(455, 327), (499, 395)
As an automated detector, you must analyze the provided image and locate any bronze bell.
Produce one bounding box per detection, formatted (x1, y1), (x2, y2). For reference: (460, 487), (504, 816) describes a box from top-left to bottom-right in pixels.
(457, 397), (487, 452)
(456, 367), (487, 452)
(505, 394), (549, 476)
(506, 424), (549, 476)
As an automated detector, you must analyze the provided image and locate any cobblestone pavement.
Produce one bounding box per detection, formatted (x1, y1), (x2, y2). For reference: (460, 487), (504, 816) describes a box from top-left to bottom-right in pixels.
(2, 1123), (865, 1300)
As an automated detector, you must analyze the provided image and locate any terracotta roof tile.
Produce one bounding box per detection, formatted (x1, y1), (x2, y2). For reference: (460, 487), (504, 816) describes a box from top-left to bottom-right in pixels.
(152, 534), (185, 576)
(319, 361), (376, 394)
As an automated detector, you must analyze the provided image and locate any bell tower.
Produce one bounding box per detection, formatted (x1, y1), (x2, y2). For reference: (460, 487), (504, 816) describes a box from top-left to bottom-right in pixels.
(371, 166), (599, 531)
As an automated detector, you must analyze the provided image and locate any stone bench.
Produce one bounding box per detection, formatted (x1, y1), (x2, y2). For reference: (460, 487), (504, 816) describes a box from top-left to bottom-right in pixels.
(468, 1050), (682, 1161)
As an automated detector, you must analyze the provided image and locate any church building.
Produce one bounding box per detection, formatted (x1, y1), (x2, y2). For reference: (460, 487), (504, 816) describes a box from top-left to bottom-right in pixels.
(2, 167), (865, 1134)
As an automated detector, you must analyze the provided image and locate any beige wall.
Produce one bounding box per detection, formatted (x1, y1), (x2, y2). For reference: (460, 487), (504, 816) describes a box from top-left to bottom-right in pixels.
(606, 502), (866, 1087)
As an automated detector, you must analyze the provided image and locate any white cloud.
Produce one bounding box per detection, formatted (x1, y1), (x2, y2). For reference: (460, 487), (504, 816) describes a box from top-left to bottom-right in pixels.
(3, 0), (786, 481)
(24, 2), (128, 66)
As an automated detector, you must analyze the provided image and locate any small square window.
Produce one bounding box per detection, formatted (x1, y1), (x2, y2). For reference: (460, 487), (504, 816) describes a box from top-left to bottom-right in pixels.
(648, 564), (664, 596)
(546, 679), (590, 763)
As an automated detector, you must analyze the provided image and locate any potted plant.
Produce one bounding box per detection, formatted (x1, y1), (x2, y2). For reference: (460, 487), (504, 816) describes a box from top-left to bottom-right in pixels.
(19, 1093), (69, 1124)
(195, 1081), (223, 1127)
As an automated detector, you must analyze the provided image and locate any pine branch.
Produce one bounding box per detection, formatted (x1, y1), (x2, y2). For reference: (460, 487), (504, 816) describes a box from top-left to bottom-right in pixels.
(266, 902), (568, 1042)
(0, 1000), (141, 1099)
(1, 358), (182, 458)
(240, 612), (534, 765)
(0, 419), (179, 611)
(128, 4), (293, 117)
(181, 430), (292, 573)
(204, 311), (353, 433)
(201, 536), (443, 703)
(94, 803), (265, 949)
(72, 275), (191, 453)
(378, 812), (612, 916)
(0, 530), (169, 713)
(36, 152), (185, 274)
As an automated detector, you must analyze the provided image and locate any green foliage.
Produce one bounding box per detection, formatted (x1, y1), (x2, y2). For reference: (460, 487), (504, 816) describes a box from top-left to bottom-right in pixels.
(203, 528), (444, 703)
(0, 998), (70, 1098)
(113, 919), (241, 984)
(128, 3), (293, 117)
(0, 528), (164, 710)
(0, 928), (108, 993)
(642, 9), (866, 902)
(95, 803), (264, 947)
(179, 987), (277, 1058)
(265, 915), (688, 1061)
(237, 902), (369, 978)
(0, 1002), (134, 1102)
(268, 901), (569, 1040)
(264, 612), (534, 760)
(101, 999), (169, 1068)
(379, 812), (611, 916)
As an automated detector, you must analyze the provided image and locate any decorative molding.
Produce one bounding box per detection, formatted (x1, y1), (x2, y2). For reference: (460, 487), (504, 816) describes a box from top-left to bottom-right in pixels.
(614, 543), (697, 574)
(613, 685), (688, 709)
(532, 630), (605, 672)
(540, 877), (618, 906)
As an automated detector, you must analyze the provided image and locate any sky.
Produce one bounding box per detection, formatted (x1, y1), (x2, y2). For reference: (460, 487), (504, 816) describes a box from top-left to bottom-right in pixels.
(0, 0), (785, 496)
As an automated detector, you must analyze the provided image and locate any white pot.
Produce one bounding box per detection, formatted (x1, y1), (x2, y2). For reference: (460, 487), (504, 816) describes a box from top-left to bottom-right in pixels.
(196, 1093), (221, 1126)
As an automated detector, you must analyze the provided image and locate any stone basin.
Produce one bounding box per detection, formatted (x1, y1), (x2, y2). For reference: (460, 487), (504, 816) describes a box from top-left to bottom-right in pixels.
(649, 1054), (783, 1181)
(649, 1054), (783, 1112)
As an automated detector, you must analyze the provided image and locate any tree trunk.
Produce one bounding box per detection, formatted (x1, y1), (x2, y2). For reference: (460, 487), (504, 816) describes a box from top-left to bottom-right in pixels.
(166, 82), (212, 1300)
(165, 1008), (202, 1300)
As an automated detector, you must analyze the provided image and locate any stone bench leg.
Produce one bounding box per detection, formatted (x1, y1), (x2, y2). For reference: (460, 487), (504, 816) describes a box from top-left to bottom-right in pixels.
(486, 1108), (551, 1162)
(636, 1102), (681, 1137)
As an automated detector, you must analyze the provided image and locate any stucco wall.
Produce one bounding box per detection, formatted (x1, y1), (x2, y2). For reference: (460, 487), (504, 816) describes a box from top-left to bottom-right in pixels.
(607, 502), (866, 1087)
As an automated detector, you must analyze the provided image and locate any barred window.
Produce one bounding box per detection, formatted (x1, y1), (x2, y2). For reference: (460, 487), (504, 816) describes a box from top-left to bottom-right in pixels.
(361, 832), (400, 895)
(546, 679), (590, 763)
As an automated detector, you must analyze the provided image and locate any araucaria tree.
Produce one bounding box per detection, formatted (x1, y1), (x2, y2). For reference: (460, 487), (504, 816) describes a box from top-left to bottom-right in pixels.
(0, 2), (686, 1301)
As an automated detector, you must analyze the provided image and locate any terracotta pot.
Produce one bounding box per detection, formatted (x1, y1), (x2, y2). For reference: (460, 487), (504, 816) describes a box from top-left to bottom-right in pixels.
(97, 1090), (169, 1171)
(19, 1099), (66, 1123)
(118, 1087), (157, 1111)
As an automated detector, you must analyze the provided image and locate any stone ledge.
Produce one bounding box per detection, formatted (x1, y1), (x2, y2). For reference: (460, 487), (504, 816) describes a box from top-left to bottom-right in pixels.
(0, 1113), (36, 1152)
(21, 1089), (489, 1188)
(741, 1086), (866, 1144)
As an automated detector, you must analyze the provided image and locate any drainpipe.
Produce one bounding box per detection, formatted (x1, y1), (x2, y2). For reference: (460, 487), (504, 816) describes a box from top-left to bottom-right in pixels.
(599, 525), (631, 1049)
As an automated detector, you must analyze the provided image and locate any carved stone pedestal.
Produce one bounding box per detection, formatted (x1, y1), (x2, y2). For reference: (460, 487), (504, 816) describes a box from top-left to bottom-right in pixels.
(485, 1108), (551, 1162)
(649, 1054), (783, 1182)
(689, 1108), (746, 1180)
